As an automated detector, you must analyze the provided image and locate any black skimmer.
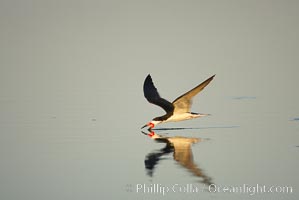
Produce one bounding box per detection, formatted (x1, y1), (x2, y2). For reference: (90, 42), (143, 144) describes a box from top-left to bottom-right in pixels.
(141, 74), (215, 129)
(143, 131), (213, 185)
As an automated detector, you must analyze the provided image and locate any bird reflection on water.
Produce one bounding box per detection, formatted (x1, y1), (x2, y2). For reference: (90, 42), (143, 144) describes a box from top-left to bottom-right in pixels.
(143, 130), (213, 185)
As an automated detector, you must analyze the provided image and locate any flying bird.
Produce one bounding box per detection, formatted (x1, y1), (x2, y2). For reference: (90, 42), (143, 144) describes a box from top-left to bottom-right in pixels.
(142, 74), (215, 129)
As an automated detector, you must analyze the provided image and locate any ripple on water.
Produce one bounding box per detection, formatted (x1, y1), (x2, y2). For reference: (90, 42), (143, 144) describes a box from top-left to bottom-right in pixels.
(231, 96), (257, 100)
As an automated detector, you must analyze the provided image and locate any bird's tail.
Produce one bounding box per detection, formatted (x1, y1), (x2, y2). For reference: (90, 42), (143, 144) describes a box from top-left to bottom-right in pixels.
(191, 112), (210, 117)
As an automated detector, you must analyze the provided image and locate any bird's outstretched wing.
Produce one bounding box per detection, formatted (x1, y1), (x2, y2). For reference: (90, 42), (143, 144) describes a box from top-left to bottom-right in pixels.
(143, 74), (174, 114)
(172, 75), (215, 113)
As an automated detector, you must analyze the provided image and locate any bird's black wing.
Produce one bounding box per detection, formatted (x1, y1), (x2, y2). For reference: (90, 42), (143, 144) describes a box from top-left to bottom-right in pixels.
(144, 143), (173, 177)
(143, 74), (174, 114)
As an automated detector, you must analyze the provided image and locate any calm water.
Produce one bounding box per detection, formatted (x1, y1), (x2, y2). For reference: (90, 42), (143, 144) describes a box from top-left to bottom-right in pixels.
(1, 1), (299, 200)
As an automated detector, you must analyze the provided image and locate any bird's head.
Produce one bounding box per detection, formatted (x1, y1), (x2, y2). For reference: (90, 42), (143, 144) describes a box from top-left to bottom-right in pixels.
(141, 120), (161, 129)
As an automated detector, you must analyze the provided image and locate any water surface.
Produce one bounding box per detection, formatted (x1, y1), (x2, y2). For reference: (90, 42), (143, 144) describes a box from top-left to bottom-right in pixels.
(1, 1), (298, 200)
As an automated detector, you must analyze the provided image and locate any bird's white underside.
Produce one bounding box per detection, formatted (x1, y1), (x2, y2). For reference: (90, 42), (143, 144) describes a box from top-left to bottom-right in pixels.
(152, 113), (208, 124)
(166, 113), (201, 122)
